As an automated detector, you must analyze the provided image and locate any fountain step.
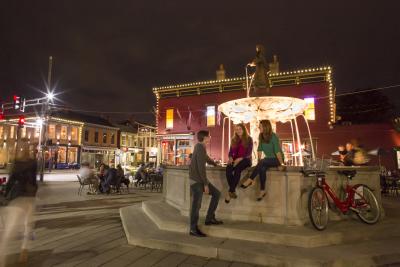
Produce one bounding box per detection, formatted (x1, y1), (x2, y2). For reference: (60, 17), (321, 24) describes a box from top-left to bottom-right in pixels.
(120, 203), (400, 267)
(142, 200), (400, 248)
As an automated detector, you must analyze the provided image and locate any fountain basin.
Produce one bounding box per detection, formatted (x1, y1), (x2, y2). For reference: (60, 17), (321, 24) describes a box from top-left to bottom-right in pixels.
(163, 165), (383, 225)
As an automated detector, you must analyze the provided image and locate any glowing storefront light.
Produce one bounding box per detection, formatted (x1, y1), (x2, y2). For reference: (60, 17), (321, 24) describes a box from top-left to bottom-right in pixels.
(206, 105), (216, 127)
(304, 97), (316, 121)
(166, 108), (174, 129)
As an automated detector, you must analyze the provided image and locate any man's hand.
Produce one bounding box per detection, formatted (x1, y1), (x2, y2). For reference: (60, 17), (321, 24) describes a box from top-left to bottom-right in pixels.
(204, 185), (209, 194)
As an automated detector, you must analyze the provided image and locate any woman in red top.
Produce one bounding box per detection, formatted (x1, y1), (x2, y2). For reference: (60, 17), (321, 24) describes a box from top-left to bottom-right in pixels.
(225, 123), (253, 203)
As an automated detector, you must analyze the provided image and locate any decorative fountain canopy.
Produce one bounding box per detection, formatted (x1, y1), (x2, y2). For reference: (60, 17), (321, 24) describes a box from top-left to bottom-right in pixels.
(217, 96), (308, 124)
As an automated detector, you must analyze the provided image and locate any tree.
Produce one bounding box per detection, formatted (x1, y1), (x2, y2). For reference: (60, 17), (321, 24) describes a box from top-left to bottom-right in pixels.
(336, 90), (394, 124)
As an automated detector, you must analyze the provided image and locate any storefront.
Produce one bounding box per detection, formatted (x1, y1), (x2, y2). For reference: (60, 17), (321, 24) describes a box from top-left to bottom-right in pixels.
(81, 146), (116, 169)
(46, 145), (81, 169)
(158, 133), (194, 166)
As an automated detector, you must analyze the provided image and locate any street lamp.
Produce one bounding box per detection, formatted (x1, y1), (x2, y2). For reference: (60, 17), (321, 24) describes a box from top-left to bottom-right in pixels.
(46, 92), (54, 101)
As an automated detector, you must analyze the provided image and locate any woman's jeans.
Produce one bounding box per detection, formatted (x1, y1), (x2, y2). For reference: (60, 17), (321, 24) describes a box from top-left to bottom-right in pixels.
(249, 158), (280, 190)
(226, 158), (251, 193)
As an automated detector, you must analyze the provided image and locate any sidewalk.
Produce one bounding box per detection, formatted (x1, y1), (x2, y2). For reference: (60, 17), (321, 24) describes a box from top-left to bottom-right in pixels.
(1, 182), (251, 267)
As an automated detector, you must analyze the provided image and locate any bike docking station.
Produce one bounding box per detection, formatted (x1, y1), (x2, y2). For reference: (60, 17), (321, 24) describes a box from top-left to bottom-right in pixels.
(120, 164), (400, 267)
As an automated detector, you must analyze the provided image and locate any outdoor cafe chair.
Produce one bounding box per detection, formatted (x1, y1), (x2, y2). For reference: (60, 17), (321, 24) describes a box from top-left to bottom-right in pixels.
(77, 175), (93, 195)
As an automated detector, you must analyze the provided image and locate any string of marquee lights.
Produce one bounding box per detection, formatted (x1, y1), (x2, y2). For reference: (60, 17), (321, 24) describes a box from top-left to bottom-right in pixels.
(46, 83), (400, 115)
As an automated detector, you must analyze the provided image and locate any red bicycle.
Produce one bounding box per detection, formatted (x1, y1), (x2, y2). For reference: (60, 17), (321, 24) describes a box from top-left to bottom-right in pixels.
(305, 170), (381, 230)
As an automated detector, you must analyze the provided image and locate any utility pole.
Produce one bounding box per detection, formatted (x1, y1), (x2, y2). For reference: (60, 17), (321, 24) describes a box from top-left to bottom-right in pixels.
(39, 56), (53, 182)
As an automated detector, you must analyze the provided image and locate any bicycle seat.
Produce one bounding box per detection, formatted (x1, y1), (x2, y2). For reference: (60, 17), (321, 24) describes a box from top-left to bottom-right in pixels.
(338, 170), (357, 179)
(302, 169), (326, 177)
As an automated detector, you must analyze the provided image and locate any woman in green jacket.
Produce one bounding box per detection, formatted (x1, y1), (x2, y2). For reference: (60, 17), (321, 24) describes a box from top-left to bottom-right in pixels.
(241, 120), (285, 201)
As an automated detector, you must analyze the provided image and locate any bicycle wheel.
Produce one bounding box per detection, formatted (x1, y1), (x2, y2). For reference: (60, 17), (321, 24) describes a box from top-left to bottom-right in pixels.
(353, 184), (380, 224)
(308, 187), (329, 230)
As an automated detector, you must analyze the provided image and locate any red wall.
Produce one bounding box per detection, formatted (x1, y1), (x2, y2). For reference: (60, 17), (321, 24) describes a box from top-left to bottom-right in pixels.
(157, 83), (400, 169)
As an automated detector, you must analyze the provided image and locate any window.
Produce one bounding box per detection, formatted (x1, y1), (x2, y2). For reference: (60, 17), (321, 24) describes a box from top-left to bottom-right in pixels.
(10, 126), (15, 139)
(304, 98), (315, 121)
(34, 127), (40, 138)
(94, 131), (99, 143)
(206, 105), (216, 127)
(102, 133), (107, 144)
(71, 127), (78, 141)
(121, 135), (126, 146)
(84, 130), (89, 142)
(21, 127), (26, 138)
(0, 126), (3, 139)
(60, 126), (68, 140)
(48, 124), (56, 139)
(166, 108), (174, 129)
(111, 133), (115, 144)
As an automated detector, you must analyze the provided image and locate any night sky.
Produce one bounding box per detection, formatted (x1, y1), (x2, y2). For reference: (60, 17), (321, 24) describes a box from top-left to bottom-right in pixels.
(1, 1), (399, 122)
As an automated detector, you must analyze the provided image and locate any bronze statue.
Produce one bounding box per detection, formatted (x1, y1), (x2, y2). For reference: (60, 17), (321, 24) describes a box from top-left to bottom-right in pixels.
(248, 44), (270, 96)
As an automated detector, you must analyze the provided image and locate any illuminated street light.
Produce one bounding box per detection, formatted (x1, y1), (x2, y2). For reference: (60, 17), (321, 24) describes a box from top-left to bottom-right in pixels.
(46, 92), (54, 101)
(36, 118), (44, 126)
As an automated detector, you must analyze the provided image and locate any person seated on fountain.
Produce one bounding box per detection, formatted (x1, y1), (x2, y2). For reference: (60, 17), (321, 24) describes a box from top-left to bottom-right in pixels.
(248, 44), (270, 96)
(225, 123), (253, 204)
(241, 120), (285, 201)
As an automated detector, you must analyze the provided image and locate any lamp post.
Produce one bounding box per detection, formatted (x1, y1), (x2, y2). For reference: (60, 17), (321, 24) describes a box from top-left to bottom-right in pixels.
(39, 56), (53, 182)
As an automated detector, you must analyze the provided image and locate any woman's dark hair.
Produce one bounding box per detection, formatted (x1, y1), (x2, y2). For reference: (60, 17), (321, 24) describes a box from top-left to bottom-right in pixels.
(197, 130), (209, 142)
(231, 123), (250, 148)
(259, 120), (273, 144)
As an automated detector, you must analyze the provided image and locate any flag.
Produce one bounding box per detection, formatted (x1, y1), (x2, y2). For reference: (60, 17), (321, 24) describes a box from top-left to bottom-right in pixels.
(176, 108), (182, 120)
(187, 108), (192, 130)
(217, 111), (221, 126)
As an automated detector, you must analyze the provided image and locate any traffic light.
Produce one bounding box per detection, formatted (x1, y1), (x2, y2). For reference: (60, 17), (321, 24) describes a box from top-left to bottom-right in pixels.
(18, 115), (25, 127)
(13, 95), (21, 110)
(13, 95), (25, 111)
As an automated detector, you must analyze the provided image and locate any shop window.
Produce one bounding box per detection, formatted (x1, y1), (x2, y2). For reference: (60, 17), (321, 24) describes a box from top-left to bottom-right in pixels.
(94, 131), (99, 143)
(206, 105), (216, 127)
(166, 108), (174, 129)
(111, 133), (115, 144)
(84, 130), (89, 142)
(68, 147), (78, 164)
(58, 147), (67, 163)
(61, 126), (68, 140)
(304, 97), (315, 121)
(102, 133), (107, 144)
(48, 124), (56, 139)
(71, 127), (78, 141)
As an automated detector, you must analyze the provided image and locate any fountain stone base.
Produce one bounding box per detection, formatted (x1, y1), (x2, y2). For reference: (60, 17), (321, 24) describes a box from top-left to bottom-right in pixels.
(163, 165), (383, 226)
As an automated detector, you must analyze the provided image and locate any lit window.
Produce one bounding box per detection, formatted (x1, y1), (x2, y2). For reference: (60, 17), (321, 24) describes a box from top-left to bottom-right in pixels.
(206, 105), (216, 127)
(304, 98), (315, 121)
(166, 109), (174, 129)
(10, 126), (15, 139)
(48, 124), (56, 139)
(0, 126), (3, 139)
(121, 135), (126, 146)
(21, 127), (26, 138)
(71, 127), (78, 141)
(61, 126), (68, 140)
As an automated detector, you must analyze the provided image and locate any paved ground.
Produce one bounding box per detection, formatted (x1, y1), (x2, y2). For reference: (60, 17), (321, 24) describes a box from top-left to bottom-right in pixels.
(1, 181), (259, 267)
